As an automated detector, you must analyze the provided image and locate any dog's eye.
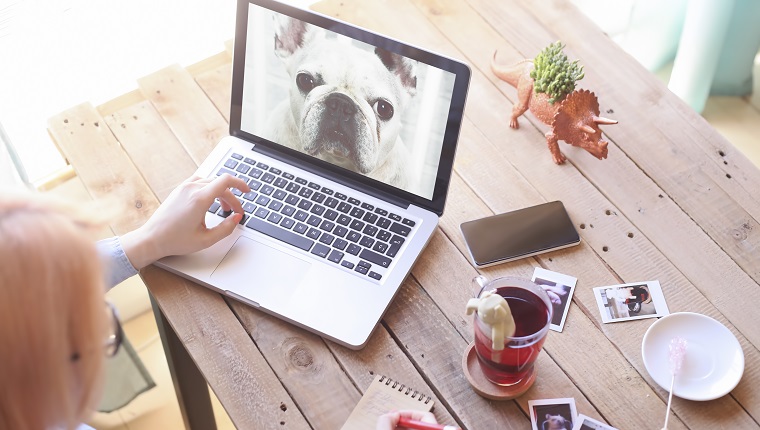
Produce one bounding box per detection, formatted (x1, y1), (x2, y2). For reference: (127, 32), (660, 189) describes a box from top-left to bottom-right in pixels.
(296, 73), (316, 93)
(374, 100), (394, 120)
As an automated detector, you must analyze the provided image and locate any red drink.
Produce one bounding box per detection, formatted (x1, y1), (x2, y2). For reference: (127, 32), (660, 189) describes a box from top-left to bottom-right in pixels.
(472, 282), (552, 386)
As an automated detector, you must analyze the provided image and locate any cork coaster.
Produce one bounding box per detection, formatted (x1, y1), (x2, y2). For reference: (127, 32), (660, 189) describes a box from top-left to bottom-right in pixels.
(462, 342), (536, 400)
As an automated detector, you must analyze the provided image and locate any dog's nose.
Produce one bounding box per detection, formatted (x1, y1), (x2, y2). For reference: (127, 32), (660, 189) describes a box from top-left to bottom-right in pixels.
(325, 93), (356, 121)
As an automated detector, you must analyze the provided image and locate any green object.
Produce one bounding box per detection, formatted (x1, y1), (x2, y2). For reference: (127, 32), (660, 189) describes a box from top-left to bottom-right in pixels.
(530, 42), (585, 104)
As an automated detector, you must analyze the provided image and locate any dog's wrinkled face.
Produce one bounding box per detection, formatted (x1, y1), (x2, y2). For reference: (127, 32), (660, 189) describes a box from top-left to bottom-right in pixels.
(273, 16), (417, 174)
(544, 414), (570, 430)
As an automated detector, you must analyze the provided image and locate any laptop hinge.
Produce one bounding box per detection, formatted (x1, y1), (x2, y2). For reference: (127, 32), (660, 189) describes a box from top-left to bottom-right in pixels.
(250, 144), (411, 209)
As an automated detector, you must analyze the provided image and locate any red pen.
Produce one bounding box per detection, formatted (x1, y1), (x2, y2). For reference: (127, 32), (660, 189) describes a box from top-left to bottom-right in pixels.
(398, 416), (461, 430)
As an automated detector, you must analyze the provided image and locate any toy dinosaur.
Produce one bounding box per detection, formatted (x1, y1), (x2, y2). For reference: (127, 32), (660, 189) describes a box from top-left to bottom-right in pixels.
(491, 42), (618, 165)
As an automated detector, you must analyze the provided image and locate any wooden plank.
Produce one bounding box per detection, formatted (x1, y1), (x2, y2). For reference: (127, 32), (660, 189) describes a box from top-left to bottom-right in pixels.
(46, 103), (159, 235)
(141, 267), (311, 430)
(138, 64), (228, 165)
(227, 299), (459, 427)
(194, 61), (233, 123)
(104, 100), (198, 201)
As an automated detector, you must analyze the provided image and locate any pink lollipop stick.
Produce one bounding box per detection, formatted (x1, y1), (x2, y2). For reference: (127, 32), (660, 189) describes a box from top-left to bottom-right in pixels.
(662, 337), (687, 429)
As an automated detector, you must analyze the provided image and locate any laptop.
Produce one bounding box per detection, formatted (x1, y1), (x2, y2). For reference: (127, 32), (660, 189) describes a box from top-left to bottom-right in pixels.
(156, 0), (470, 349)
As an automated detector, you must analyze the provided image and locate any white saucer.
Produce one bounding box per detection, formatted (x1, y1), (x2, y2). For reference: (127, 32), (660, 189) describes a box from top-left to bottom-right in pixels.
(642, 312), (744, 401)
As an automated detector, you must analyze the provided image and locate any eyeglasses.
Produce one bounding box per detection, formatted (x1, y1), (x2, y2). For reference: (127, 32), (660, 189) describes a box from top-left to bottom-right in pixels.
(104, 301), (123, 358)
(70, 301), (123, 362)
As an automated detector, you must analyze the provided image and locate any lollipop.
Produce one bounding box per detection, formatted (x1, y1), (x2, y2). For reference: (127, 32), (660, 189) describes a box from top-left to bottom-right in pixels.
(662, 337), (687, 429)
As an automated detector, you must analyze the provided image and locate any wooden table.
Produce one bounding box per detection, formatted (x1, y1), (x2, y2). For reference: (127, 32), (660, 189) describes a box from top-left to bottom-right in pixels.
(48, 0), (760, 429)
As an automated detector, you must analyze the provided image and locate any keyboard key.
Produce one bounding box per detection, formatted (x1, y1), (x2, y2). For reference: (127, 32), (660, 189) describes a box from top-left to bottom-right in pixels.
(273, 177), (288, 188)
(243, 202), (256, 213)
(322, 187), (334, 195)
(208, 201), (221, 213)
(334, 226), (348, 238)
(348, 197), (361, 205)
(334, 238), (348, 250)
(368, 271), (382, 280)
(337, 202), (351, 213)
(359, 236), (375, 248)
(347, 231), (361, 243)
(373, 242), (389, 254)
(334, 192), (347, 200)
(294, 210), (309, 222)
(232, 188), (243, 197)
(298, 188), (313, 199)
(261, 173), (275, 183)
(255, 195), (271, 206)
(218, 209), (233, 218)
(387, 242), (402, 258)
(327, 249), (344, 263)
(359, 248), (392, 268)
(350, 220), (365, 231)
(307, 182), (320, 190)
(389, 235), (406, 246)
(249, 168), (263, 179)
(268, 200), (283, 212)
(341, 260), (355, 269)
(363, 212), (379, 224)
(231, 153), (243, 160)
(243, 191), (258, 201)
(311, 192), (326, 203)
(269, 167), (282, 175)
(310, 205), (325, 216)
(307, 215), (321, 226)
(350, 207), (365, 218)
(249, 179), (262, 190)
(217, 167), (237, 177)
(294, 222), (308, 234)
(354, 265), (369, 275)
(324, 197), (339, 208)
(273, 190), (287, 200)
(374, 208), (388, 216)
(358, 261), (371, 269)
(347, 244), (361, 255)
(376, 217), (391, 229)
(319, 234), (334, 245)
(363, 225), (378, 237)
(361, 203), (374, 211)
(295, 177), (308, 185)
(244, 157), (256, 165)
(389, 213), (402, 222)
(245, 217), (314, 252)
(285, 194), (299, 205)
(306, 228), (321, 240)
(261, 185), (274, 195)
(402, 218), (416, 227)
(267, 212), (283, 224)
(224, 159), (238, 169)
(376, 230), (391, 243)
(389, 222), (411, 237)
(319, 220), (335, 232)
(280, 217), (295, 229)
(240, 214), (249, 225)
(337, 214), (351, 226)
(256, 162), (269, 170)
(282, 172), (295, 180)
(297, 200), (313, 211)
(286, 182), (300, 193)
(254, 207), (269, 219)
(324, 209), (338, 221)
(282, 205), (296, 217)
(235, 164), (250, 174)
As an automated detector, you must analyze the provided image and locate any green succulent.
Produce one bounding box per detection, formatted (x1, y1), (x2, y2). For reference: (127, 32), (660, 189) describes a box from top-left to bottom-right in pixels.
(530, 41), (584, 104)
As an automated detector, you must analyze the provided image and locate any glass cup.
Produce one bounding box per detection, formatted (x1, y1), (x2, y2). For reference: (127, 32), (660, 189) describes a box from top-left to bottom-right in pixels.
(471, 276), (553, 387)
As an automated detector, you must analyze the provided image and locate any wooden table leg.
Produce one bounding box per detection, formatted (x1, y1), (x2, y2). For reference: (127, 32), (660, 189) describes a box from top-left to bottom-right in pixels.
(150, 294), (217, 430)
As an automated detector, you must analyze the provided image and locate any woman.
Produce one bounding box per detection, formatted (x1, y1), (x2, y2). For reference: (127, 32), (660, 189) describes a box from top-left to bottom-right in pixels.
(0, 173), (434, 430)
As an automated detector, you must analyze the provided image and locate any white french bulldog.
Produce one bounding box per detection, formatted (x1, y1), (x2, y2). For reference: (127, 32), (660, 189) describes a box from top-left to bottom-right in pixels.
(264, 15), (418, 188)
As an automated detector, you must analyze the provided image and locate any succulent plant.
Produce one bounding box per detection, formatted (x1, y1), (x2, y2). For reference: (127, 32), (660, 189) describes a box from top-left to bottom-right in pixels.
(530, 42), (584, 104)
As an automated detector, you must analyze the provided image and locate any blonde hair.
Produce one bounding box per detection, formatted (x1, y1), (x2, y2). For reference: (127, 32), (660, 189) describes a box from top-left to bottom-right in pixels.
(0, 190), (109, 430)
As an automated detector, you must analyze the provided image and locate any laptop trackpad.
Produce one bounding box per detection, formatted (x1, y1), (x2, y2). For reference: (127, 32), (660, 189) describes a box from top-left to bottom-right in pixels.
(211, 236), (310, 305)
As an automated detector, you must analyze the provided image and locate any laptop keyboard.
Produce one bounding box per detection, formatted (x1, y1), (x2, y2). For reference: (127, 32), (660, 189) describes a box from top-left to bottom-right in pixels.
(208, 152), (418, 281)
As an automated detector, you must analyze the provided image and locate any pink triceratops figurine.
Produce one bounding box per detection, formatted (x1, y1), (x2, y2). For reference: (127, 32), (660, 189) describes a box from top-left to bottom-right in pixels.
(490, 43), (617, 165)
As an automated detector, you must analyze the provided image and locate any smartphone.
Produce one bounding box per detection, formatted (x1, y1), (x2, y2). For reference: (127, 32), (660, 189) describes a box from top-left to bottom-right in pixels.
(460, 201), (581, 267)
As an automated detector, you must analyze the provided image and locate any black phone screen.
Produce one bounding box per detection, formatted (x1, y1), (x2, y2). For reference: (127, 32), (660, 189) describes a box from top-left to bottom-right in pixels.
(460, 201), (580, 267)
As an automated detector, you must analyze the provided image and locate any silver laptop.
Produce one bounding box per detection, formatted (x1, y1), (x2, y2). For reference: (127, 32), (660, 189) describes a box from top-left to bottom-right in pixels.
(156, 0), (470, 349)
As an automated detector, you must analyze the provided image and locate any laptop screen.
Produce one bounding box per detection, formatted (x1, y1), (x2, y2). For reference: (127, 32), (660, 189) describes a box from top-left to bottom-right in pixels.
(231, 0), (470, 214)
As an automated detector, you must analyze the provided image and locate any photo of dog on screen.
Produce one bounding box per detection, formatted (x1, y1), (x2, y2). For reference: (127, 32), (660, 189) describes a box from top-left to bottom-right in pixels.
(264, 15), (419, 188)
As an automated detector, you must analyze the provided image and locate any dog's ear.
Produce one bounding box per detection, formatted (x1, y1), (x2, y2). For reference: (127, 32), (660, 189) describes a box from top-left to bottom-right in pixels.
(273, 15), (319, 58)
(545, 414), (552, 420)
(375, 47), (418, 96)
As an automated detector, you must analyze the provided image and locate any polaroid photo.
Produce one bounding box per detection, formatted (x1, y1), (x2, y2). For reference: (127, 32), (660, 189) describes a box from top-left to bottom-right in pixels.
(529, 398), (578, 430)
(593, 280), (669, 323)
(572, 414), (618, 430)
(532, 267), (577, 332)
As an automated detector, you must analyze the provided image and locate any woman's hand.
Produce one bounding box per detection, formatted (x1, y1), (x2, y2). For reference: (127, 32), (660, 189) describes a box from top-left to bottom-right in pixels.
(376, 410), (438, 430)
(121, 174), (250, 269)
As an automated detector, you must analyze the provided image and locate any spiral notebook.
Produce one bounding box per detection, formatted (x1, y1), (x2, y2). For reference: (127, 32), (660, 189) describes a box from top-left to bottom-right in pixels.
(341, 375), (435, 430)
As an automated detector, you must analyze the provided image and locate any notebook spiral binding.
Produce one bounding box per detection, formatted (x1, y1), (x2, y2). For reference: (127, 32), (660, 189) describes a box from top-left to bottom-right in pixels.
(378, 375), (433, 404)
